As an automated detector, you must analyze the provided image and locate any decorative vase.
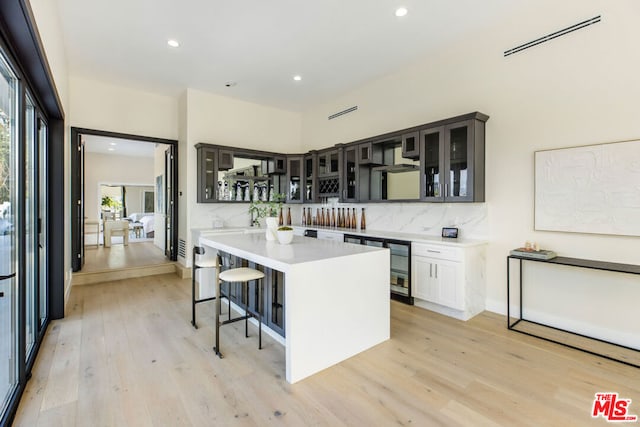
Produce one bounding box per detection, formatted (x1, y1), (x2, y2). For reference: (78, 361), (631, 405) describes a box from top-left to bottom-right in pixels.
(265, 217), (278, 241)
(276, 229), (294, 245)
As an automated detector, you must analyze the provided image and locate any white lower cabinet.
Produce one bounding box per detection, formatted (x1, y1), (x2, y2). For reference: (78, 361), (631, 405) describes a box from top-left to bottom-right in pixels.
(412, 242), (485, 320)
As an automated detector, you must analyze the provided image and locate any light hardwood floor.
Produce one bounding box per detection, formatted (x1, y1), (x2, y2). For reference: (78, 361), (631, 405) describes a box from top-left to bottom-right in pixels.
(81, 241), (171, 273)
(13, 274), (639, 426)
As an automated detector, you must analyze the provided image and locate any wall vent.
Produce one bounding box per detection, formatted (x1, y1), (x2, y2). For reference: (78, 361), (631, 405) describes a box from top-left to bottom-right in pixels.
(328, 105), (358, 120)
(504, 15), (601, 57)
(178, 238), (186, 259)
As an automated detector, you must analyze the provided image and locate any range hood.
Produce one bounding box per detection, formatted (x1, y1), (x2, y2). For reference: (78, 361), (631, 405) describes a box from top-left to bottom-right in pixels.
(371, 164), (419, 174)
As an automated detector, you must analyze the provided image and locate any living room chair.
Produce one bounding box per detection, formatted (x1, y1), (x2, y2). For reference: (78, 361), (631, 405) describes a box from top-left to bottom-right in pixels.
(104, 220), (130, 247)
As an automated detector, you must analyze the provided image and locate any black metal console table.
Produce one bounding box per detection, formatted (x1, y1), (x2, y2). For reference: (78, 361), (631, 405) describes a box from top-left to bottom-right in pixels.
(507, 255), (640, 368)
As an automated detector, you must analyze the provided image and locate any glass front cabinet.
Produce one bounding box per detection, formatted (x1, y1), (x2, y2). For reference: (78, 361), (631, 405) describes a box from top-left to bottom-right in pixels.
(196, 144), (218, 202)
(286, 156), (303, 203)
(420, 113), (487, 202)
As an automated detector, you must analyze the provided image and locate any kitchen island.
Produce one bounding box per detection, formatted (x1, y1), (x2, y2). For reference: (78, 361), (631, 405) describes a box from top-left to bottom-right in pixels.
(198, 231), (390, 383)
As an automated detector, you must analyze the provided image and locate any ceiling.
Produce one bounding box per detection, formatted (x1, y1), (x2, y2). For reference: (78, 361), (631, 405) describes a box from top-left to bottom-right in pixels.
(54, 0), (525, 112)
(83, 134), (160, 157)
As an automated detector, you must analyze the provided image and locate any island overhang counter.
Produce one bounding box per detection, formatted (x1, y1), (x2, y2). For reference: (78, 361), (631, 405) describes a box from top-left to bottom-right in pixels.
(198, 232), (391, 383)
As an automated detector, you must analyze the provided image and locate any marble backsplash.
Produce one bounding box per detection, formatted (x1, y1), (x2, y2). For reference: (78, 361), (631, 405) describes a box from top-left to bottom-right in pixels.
(190, 201), (489, 240)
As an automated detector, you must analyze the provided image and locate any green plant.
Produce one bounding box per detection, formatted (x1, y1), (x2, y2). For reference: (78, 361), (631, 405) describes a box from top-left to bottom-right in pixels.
(101, 195), (122, 210)
(248, 193), (285, 226)
(277, 226), (293, 231)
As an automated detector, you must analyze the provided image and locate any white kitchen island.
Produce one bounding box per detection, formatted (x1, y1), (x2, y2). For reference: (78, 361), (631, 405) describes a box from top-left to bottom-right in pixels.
(198, 232), (390, 384)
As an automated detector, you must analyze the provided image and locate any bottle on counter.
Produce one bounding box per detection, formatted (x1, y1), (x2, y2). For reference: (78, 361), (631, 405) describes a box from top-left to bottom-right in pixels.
(351, 208), (357, 229)
(301, 207), (307, 226)
(307, 207), (312, 226)
(337, 208), (343, 228)
(360, 207), (366, 230)
(286, 207), (292, 226)
(331, 208), (336, 228)
(320, 208), (325, 227)
(344, 208), (350, 229)
(278, 207), (284, 226)
(315, 208), (320, 226)
(325, 208), (330, 227)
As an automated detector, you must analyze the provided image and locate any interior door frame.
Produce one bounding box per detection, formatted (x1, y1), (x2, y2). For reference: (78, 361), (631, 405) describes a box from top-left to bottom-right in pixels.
(71, 128), (178, 271)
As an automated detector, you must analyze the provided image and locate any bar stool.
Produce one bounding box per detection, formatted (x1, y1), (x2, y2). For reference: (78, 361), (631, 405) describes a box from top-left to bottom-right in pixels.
(214, 254), (265, 358)
(191, 246), (219, 329)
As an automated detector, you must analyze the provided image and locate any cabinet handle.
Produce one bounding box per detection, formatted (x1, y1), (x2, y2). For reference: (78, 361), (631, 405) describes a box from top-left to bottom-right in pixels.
(435, 264), (438, 279)
(430, 264), (432, 277)
(427, 249), (441, 253)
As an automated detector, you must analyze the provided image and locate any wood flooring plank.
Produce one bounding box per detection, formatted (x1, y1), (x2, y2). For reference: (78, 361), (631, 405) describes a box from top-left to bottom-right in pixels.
(14, 274), (640, 427)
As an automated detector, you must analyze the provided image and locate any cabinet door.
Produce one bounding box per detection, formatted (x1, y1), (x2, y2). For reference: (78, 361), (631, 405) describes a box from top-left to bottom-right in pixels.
(343, 146), (358, 202)
(444, 120), (475, 202)
(286, 156), (303, 203)
(412, 256), (437, 301)
(218, 149), (234, 170)
(402, 131), (420, 159)
(303, 154), (317, 202)
(420, 127), (445, 202)
(197, 146), (218, 202)
(434, 260), (463, 310)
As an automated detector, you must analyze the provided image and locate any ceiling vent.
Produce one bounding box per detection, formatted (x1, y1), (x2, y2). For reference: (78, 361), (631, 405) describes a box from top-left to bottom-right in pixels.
(504, 15), (601, 57)
(328, 105), (358, 120)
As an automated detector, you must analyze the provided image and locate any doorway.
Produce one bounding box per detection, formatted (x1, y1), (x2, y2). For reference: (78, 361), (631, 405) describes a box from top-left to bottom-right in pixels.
(70, 128), (178, 272)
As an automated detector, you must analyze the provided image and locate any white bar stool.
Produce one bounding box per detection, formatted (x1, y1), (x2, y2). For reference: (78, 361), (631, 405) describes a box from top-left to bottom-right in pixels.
(214, 255), (265, 358)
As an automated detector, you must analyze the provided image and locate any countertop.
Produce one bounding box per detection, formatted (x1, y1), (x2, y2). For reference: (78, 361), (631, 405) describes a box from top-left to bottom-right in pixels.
(199, 231), (388, 272)
(292, 225), (487, 247)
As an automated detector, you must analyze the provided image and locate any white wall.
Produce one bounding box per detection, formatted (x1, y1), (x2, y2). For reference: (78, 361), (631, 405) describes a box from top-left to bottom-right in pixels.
(300, 1), (640, 318)
(84, 152), (154, 219)
(181, 88), (302, 264)
(28, 0), (72, 299)
(69, 76), (179, 140)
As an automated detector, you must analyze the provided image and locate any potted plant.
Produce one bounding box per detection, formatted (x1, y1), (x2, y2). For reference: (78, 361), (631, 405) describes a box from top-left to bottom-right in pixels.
(248, 193), (285, 240)
(276, 226), (294, 245)
(248, 193), (285, 226)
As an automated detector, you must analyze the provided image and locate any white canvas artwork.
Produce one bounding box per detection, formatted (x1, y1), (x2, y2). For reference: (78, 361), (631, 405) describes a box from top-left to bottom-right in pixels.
(535, 140), (640, 237)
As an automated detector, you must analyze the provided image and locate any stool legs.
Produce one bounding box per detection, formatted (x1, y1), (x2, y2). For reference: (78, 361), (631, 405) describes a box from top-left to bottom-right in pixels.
(214, 272), (223, 358)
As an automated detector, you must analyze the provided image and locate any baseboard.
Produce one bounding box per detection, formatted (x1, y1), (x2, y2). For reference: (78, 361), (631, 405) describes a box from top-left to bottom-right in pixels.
(72, 263), (176, 285)
(174, 263), (192, 279)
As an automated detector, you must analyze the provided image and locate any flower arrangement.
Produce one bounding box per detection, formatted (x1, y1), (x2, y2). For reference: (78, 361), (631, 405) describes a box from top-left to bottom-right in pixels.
(248, 193), (285, 226)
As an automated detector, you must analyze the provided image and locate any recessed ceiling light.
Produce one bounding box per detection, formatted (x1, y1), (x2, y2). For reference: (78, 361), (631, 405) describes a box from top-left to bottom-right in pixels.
(108, 148), (115, 151)
(109, 142), (117, 146)
(167, 39), (180, 48)
(293, 75), (302, 81)
(395, 7), (408, 17)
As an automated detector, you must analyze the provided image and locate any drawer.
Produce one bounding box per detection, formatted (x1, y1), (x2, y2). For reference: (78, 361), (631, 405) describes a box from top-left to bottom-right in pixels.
(411, 243), (462, 261)
(317, 230), (344, 241)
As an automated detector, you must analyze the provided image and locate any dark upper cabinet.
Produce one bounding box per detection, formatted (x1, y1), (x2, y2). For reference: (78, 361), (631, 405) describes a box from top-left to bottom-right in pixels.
(265, 156), (286, 175)
(317, 148), (341, 198)
(196, 144), (218, 202)
(303, 152), (317, 203)
(420, 114), (487, 202)
(218, 149), (234, 170)
(358, 141), (383, 165)
(318, 149), (340, 176)
(286, 156), (303, 203)
(343, 145), (359, 202)
(402, 131), (420, 159)
(196, 112), (488, 205)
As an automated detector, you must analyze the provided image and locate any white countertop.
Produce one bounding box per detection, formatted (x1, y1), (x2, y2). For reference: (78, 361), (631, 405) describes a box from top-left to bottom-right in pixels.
(199, 232), (387, 273)
(292, 226), (487, 247)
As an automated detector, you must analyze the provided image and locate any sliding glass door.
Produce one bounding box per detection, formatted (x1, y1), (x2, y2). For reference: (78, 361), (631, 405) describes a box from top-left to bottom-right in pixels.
(0, 50), (18, 418)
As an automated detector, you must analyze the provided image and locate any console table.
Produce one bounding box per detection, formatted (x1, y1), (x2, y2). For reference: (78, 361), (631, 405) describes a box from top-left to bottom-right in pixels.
(507, 255), (640, 368)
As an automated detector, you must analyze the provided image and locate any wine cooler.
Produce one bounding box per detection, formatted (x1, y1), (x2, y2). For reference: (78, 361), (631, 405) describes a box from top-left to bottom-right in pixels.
(344, 235), (413, 304)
